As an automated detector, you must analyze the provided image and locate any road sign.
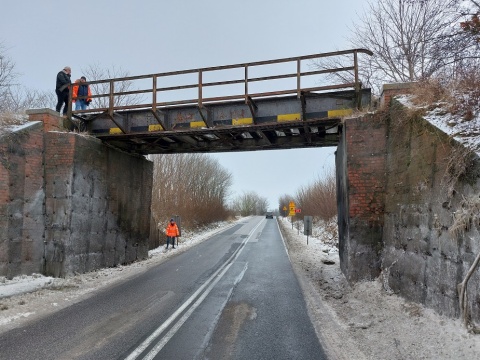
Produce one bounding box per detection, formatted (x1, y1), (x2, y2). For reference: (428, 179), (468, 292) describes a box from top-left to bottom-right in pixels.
(288, 201), (296, 216)
(304, 216), (312, 236)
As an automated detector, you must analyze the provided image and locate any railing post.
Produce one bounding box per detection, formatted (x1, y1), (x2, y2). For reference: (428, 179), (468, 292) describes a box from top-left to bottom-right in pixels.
(353, 50), (361, 109)
(152, 75), (157, 111)
(245, 65), (249, 104)
(297, 59), (301, 99)
(198, 70), (203, 108)
(109, 80), (114, 116)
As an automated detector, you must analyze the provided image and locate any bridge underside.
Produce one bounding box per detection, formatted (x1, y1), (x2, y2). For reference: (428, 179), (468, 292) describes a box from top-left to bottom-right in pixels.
(95, 118), (341, 154)
(79, 89), (370, 155)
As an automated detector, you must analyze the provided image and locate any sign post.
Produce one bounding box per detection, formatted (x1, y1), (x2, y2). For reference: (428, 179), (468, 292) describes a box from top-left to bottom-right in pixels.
(289, 201), (296, 229)
(304, 216), (312, 245)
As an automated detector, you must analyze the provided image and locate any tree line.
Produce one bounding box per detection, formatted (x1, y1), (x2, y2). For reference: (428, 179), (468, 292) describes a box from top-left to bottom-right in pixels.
(151, 154), (233, 228)
(277, 170), (337, 222)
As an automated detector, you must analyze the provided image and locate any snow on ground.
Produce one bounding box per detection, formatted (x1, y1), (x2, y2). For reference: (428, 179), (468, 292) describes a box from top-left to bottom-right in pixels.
(1, 216), (480, 359)
(278, 216), (480, 360)
(0, 219), (238, 330)
(397, 94), (480, 155)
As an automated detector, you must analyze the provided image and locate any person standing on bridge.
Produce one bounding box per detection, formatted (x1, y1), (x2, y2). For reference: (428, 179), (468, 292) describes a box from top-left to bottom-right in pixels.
(55, 66), (72, 116)
(165, 218), (180, 249)
(72, 76), (92, 110)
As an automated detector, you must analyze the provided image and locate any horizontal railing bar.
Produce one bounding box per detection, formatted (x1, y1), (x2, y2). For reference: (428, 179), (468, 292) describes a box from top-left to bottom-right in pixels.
(85, 67), (357, 99)
(80, 48), (372, 86)
(70, 49), (372, 118)
(72, 85), (358, 116)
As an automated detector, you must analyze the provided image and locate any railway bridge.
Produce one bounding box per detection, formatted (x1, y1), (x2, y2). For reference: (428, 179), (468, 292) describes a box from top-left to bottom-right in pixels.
(9, 50), (480, 327)
(68, 49), (373, 154)
(7, 48), (380, 280)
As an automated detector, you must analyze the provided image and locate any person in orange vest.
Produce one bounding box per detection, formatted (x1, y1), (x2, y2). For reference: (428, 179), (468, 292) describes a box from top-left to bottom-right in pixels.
(72, 76), (92, 110)
(165, 218), (180, 249)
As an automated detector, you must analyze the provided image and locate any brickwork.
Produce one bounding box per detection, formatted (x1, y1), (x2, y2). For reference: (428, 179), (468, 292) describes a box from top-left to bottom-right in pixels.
(336, 114), (387, 283)
(380, 83), (415, 108)
(25, 108), (67, 132)
(0, 138), (12, 276)
(345, 115), (386, 223)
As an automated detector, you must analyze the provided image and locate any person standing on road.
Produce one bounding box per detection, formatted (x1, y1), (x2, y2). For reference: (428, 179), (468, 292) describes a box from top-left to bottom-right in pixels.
(165, 218), (180, 249)
(72, 76), (92, 111)
(55, 66), (72, 116)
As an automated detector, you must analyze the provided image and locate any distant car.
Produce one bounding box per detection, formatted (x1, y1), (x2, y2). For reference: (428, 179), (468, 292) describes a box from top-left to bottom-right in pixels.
(265, 212), (274, 219)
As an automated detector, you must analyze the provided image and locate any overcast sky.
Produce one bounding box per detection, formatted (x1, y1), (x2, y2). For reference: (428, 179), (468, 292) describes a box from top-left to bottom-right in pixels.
(1, 0), (367, 209)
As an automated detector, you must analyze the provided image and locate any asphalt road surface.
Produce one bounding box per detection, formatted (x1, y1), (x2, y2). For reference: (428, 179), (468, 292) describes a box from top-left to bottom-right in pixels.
(0, 216), (326, 360)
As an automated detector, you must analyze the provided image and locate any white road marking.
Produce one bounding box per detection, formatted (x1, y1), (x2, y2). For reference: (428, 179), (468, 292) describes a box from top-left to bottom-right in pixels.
(125, 218), (264, 360)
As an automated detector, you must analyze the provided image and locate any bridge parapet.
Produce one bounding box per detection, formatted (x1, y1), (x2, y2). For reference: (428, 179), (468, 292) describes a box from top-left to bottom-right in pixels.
(68, 49), (373, 154)
(70, 48), (373, 118)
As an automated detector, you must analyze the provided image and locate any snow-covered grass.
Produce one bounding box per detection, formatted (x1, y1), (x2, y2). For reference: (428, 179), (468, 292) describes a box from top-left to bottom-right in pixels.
(278, 216), (480, 359)
(397, 80), (480, 156)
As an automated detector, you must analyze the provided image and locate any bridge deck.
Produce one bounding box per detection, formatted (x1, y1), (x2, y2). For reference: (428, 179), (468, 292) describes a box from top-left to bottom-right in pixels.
(82, 90), (369, 154)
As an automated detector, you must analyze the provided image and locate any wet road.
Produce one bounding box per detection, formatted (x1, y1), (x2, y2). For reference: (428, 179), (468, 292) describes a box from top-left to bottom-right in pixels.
(0, 216), (326, 360)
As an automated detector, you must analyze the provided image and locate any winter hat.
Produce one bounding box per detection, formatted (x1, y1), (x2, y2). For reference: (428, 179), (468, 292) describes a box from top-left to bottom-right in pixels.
(81, 76), (86, 80)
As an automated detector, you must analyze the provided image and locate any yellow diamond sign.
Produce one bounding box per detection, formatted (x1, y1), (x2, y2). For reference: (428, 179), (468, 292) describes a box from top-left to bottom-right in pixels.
(289, 201), (296, 216)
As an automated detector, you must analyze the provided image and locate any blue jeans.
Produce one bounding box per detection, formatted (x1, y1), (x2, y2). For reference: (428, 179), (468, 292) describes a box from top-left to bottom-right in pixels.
(167, 236), (176, 248)
(75, 100), (88, 110)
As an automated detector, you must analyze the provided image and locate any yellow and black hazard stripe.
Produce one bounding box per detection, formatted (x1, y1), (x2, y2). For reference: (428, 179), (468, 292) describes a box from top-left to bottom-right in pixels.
(93, 109), (353, 134)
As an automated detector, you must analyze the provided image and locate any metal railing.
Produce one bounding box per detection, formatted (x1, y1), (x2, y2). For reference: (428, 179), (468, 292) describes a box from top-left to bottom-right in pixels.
(68, 48), (373, 119)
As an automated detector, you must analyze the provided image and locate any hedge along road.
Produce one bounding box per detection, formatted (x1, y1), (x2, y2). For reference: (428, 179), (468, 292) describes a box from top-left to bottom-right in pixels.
(0, 216), (327, 360)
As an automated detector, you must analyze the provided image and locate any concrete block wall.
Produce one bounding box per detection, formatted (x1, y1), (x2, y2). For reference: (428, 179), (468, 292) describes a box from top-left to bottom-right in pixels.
(336, 114), (387, 283)
(42, 121), (153, 277)
(0, 109), (153, 278)
(381, 100), (480, 321)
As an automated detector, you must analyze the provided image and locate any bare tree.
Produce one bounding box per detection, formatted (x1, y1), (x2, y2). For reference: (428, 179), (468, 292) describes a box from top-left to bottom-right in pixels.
(231, 191), (268, 216)
(80, 63), (145, 108)
(0, 42), (20, 113)
(315, 0), (477, 94)
(277, 194), (294, 217)
(151, 153), (232, 229)
(0, 42), (57, 113)
(3, 87), (56, 112)
(295, 170), (337, 221)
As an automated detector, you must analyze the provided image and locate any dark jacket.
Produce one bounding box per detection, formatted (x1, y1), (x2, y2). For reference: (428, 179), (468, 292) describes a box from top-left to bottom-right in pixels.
(56, 70), (71, 92)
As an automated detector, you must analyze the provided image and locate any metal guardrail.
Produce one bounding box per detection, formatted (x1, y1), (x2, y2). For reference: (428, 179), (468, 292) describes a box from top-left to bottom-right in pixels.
(68, 48), (373, 119)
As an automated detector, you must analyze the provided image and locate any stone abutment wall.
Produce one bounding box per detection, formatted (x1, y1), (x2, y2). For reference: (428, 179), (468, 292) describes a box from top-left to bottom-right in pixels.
(0, 109), (153, 278)
(337, 98), (480, 323)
